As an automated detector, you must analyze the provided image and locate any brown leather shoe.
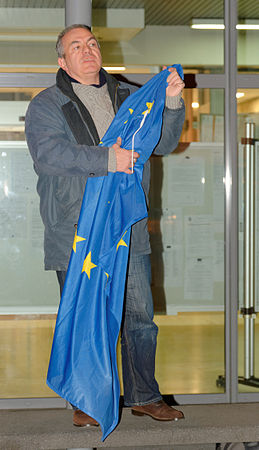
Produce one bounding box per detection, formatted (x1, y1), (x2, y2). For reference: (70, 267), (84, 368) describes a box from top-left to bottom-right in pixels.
(73, 409), (99, 427)
(131, 400), (184, 421)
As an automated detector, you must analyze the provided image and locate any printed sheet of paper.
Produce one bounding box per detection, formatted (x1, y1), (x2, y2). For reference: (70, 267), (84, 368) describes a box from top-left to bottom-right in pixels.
(184, 215), (214, 301)
(11, 149), (37, 194)
(0, 197), (27, 239)
(163, 245), (183, 287)
(160, 208), (183, 247)
(185, 214), (214, 258)
(163, 154), (205, 207)
(184, 256), (213, 301)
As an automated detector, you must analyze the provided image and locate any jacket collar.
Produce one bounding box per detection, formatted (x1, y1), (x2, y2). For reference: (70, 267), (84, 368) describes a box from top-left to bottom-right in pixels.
(56, 68), (129, 113)
(65, 70), (107, 88)
(56, 68), (117, 102)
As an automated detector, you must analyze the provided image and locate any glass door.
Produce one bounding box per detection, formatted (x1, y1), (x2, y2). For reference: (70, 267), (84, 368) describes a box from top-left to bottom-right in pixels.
(236, 0), (259, 401)
(149, 87), (225, 396)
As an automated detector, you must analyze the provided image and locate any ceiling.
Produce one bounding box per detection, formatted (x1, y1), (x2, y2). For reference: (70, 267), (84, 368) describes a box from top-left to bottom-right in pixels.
(0, 0), (258, 26)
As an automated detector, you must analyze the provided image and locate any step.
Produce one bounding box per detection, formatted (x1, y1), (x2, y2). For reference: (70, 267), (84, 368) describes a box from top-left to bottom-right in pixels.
(0, 403), (259, 449)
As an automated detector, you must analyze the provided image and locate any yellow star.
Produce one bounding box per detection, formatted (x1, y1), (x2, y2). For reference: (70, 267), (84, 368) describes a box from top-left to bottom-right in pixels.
(82, 251), (97, 279)
(142, 101), (154, 115)
(124, 108), (134, 124)
(73, 231), (86, 253)
(73, 231), (85, 253)
(116, 231), (128, 251)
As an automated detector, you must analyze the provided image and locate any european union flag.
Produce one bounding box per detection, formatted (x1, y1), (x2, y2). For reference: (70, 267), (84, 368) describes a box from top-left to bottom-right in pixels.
(47, 65), (183, 440)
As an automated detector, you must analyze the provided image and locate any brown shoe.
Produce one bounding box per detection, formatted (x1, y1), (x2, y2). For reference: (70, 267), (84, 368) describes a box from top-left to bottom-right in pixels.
(73, 409), (99, 427)
(131, 400), (184, 421)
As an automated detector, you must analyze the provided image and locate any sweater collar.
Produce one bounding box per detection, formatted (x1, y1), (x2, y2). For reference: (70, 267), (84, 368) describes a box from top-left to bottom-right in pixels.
(56, 68), (115, 100)
(67, 70), (106, 88)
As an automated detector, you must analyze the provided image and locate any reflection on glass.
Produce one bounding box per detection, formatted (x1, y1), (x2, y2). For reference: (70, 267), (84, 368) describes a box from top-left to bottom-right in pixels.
(149, 89), (225, 394)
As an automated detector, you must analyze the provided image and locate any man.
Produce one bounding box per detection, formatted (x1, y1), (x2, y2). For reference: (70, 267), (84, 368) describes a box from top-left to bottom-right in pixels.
(25, 24), (185, 427)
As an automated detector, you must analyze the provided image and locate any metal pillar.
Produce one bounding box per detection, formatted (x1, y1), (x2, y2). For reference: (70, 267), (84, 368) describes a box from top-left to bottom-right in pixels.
(224, 0), (239, 402)
(65, 0), (92, 28)
(239, 122), (259, 388)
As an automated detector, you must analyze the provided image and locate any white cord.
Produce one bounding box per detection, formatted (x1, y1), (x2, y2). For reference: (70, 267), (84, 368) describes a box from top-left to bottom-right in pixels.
(131, 110), (149, 173)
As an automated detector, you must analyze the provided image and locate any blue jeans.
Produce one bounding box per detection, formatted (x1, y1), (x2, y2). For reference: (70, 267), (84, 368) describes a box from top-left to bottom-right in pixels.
(56, 253), (161, 408)
(121, 253), (162, 406)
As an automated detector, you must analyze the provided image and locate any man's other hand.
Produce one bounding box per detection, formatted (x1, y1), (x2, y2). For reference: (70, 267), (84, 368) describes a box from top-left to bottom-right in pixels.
(162, 66), (185, 97)
(112, 137), (139, 174)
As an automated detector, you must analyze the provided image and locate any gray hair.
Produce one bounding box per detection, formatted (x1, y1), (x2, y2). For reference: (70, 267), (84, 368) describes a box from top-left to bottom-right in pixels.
(56, 24), (96, 58)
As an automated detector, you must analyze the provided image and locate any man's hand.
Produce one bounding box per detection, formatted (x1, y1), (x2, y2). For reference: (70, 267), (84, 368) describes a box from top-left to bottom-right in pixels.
(162, 66), (185, 97)
(112, 137), (139, 174)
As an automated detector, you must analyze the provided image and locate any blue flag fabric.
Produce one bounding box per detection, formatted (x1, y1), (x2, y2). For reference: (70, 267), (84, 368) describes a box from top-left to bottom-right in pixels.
(47, 65), (183, 440)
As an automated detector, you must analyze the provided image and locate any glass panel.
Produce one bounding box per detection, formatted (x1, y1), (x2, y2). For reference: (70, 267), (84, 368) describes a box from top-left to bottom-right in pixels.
(237, 88), (259, 392)
(149, 89), (225, 394)
(95, 0), (224, 74)
(0, 89), (58, 398)
(238, 0), (259, 73)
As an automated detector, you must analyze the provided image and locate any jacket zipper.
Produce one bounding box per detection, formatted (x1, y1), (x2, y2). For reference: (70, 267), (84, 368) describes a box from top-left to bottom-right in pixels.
(74, 102), (97, 145)
(114, 84), (119, 113)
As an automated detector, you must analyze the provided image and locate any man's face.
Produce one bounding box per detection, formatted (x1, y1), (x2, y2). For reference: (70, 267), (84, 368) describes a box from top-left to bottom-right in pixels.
(58, 28), (102, 84)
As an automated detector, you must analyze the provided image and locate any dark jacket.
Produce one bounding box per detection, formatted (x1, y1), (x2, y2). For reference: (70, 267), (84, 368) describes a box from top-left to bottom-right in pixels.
(25, 68), (185, 270)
